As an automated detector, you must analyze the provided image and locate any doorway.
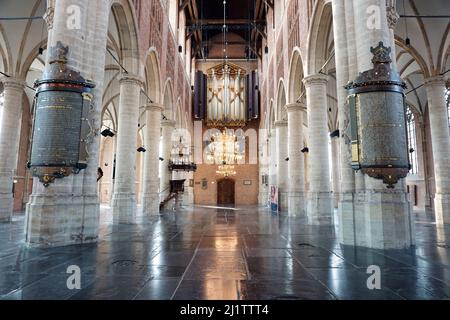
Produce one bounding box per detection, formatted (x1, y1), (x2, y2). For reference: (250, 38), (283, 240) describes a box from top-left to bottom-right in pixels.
(217, 179), (235, 205)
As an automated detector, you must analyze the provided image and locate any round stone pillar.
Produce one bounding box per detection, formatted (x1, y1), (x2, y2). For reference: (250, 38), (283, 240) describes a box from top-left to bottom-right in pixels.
(25, 0), (111, 247)
(275, 120), (288, 211)
(140, 103), (164, 215)
(160, 119), (175, 201)
(342, 0), (414, 249)
(286, 103), (306, 217)
(111, 74), (143, 224)
(331, 134), (341, 208)
(424, 75), (450, 224)
(0, 77), (25, 222)
(303, 74), (332, 224)
(267, 131), (277, 202)
(258, 128), (269, 206)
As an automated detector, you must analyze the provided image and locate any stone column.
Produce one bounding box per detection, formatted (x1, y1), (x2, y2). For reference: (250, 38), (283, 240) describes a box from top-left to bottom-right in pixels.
(286, 103), (306, 217)
(424, 75), (450, 224)
(0, 77), (25, 222)
(258, 128), (269, 205)
(268, 132), (277, 201)
(348, 0), (414, 249)
(303, 74), (332, 224)
(275, 120), (288, 211)
(184, 171), (194, 205)
(25, 0), (110, 247)
(111, 74), (143, 224)
(331, 133), (341, 208)
(160, 119), (175, 201)
(140, 103), (164, 215)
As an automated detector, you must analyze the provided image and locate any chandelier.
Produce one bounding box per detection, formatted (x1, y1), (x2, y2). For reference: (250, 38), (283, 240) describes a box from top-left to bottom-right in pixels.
(169, 135), (197, 172)
(206, 129), (244, 163)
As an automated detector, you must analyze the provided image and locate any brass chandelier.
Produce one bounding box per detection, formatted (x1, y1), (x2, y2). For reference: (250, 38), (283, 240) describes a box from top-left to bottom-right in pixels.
(206, 129), (244, 177)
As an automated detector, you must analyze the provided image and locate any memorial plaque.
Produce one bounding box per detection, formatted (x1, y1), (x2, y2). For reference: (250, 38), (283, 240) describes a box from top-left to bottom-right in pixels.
(28, 41), (95, 187)
(31, 90), (84, 167)
(346, 42), (409, 187)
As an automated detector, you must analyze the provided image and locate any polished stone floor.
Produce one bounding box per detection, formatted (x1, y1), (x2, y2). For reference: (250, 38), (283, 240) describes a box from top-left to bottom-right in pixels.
(0, 205), (450, 300)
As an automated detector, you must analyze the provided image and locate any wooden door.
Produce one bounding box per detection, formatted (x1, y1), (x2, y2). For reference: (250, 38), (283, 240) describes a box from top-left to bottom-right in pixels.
(217, 179), (235, 205)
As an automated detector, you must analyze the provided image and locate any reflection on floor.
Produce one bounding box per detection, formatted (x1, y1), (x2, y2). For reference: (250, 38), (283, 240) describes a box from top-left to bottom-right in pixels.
(1, 205), (450, 300)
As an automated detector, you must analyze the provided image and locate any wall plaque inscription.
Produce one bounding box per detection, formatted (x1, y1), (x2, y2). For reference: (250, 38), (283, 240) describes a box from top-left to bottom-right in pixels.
(28, 41), (95, 187)
(31, 91), (84, 166)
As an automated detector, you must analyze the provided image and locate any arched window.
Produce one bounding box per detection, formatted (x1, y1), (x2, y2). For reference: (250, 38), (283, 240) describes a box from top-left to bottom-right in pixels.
(406, 107), (418, 175)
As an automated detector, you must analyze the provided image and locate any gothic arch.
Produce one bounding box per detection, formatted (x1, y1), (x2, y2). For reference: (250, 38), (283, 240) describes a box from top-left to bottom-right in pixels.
(175, 98), (183, 129)
(163, 79), (174, 120)
(144, 49), (161, 104)
(306, 0), (333, 76)
(0, 23), (12, 74)
(288, 48), (305, 104)
(276, 80), (287, 121)
(110, 0), (141, 75)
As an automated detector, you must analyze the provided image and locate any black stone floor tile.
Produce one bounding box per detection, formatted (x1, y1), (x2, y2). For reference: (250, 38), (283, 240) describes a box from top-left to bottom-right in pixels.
(381, 270), (450, 299)
(239, 280), (337, 300)
(1, 206), (450, 300)
(1, 273), (95, 300)
(304, 267), (367, 282)
(133, 279), (180, 300)
(70, 275), (150, 300)
(172, 280), (241, 300)
(246, 257), (313, 281)
(244, 248), (291, 258)
(184, 250), (248, 280)
(0, 272), (48, 296)
(323, 279), (404, 300)
(150, 251), (195, 267)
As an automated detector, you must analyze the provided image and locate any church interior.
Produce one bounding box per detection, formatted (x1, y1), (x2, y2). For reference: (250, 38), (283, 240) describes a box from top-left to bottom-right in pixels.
(0, 0), (449, 300)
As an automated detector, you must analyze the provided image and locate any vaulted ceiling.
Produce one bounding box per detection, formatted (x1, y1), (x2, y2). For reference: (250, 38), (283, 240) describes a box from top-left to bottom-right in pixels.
(395, 0), (450, 115)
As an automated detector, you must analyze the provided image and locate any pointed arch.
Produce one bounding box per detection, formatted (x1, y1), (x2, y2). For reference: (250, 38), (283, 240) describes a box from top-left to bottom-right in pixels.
(144, 49), (161, 104)
(175, 98), (183, 129)
(276, 80), (287, 121)
(110, 0), (141, 75)
(0, 23), (12, 74)
(288, 48), (305, 104)
(163, 79), (174, 120)
(306, 0), (333, 76)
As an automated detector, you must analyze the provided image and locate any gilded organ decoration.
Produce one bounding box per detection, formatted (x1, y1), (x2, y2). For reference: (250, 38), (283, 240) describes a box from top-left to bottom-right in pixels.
(207, 63), (246, 127)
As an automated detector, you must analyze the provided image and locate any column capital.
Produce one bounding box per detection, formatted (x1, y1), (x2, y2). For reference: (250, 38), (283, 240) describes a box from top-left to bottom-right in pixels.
(43, 6), (55, 30)
(161, 119), (176, 128)
(303, 73), (328, 87)
(0, 76), (26, 90)
(285, 103), (306, 112)
(118, 73), (144, 87)
(274, 120), (288, 128)
(386, 5), (399, 29)
(424, 75), (447, 87)
(141, 102), (164, 113)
